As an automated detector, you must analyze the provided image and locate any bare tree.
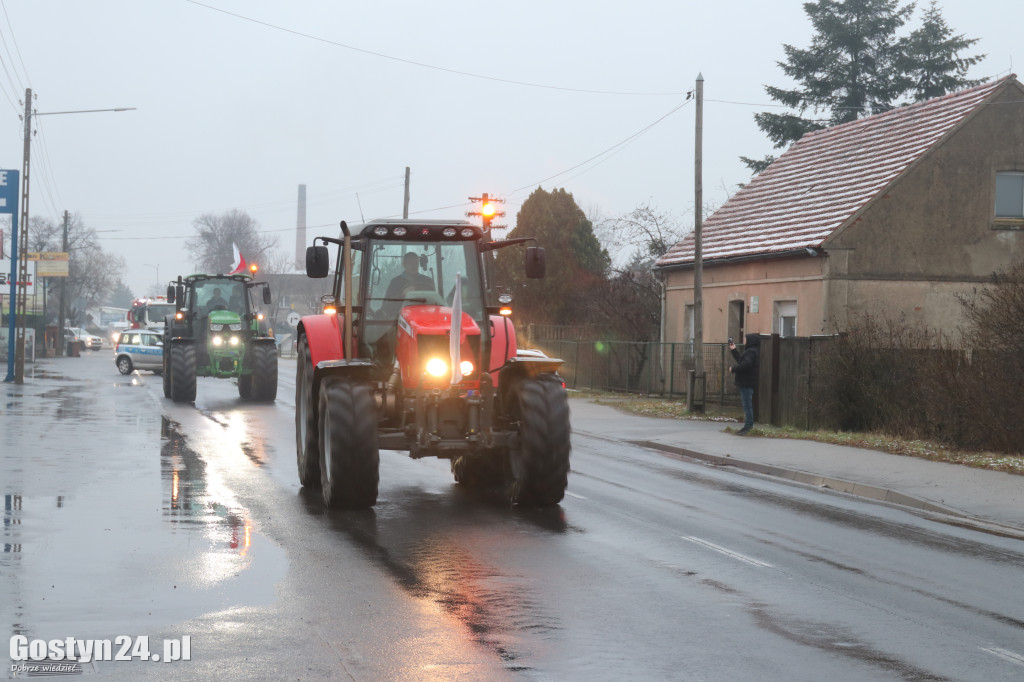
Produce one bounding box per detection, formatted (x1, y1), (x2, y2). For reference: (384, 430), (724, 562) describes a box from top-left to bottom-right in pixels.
(185, 209), (279, 274)
(28, 212), (125, 323)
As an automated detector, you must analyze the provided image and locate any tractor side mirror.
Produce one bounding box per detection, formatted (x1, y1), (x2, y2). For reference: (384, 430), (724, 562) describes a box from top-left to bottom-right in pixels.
(262, 285), (272, 305)
(525, 246), (546, 279)
(306, 245), (330, 278)
(166, 285), (175, 303)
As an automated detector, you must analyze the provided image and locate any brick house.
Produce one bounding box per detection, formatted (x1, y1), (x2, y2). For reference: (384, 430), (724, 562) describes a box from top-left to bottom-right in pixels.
(655, 75), (1024, 344)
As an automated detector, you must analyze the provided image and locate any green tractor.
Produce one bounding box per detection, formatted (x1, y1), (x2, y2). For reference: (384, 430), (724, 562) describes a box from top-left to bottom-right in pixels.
(162, 273), (278, 403)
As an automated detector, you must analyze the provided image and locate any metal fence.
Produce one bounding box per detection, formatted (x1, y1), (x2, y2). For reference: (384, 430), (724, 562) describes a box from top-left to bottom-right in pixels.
(528, 338), (741, 404)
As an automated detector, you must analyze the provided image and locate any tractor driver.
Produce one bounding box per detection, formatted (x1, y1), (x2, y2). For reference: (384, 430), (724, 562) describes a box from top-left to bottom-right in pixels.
(207, 287), (230, 312)
(380, 251), (434, 318)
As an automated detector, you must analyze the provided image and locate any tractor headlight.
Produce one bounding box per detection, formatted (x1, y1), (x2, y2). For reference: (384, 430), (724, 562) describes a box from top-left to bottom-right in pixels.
(210, 323), (224, 331)
(459, 360), (474, 376)
(229, 323), (242, 331)
(212, 336), (223, 346)
(425, 357), (448, 377)
(229, 336), (239, 346)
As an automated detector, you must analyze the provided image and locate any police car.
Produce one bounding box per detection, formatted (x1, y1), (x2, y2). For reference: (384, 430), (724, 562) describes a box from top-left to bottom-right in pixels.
(114, 329), (164, 374)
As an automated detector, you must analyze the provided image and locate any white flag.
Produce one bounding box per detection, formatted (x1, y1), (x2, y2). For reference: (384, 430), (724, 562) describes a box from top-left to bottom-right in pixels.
(450, 273), (462, 384)
(228, 243), (247, 275)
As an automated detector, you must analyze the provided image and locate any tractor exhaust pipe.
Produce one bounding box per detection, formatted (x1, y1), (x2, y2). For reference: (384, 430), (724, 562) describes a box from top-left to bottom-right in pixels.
(340, 220), (354, 359)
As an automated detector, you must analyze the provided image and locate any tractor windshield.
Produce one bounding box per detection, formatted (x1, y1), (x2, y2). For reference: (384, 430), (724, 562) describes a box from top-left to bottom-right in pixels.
(194, 279), (248, 316)
(366, 241), (483, 321)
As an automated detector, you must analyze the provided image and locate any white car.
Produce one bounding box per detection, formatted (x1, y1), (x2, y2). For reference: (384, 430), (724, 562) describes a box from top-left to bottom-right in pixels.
(65, 327), (103, 351)
(114, 330), (164, 374)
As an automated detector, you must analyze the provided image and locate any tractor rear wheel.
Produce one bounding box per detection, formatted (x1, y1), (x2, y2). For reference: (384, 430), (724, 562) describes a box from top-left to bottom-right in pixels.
(318, 377), (379, 509)
(250, 343), (278, 401)
(169, 343), (197, 403)
(295, 336), (320, 488)
(238, 370), (253, 399)
(506, 375), (571, 506)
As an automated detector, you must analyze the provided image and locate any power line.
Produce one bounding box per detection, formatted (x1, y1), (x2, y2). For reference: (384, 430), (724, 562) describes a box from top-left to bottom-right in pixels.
(182, 0), (684, 97)
(509, 98), (692, 194)
(0, 0), (30, 87)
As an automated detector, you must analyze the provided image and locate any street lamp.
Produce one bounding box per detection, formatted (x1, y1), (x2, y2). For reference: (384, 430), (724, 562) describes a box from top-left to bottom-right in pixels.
(5, 89), (135, 383)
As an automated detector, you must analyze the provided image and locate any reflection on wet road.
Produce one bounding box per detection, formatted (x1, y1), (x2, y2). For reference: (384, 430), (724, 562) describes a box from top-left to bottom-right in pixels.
(0, 363), (286, 643)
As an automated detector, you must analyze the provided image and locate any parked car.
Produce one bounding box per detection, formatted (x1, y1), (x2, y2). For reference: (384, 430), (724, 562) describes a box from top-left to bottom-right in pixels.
(65, 327), (103, 351)
(113, 330), (164, 374)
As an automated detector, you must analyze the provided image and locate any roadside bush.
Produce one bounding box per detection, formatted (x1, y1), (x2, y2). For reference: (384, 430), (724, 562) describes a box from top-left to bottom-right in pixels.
(811, 259), (1024, 455)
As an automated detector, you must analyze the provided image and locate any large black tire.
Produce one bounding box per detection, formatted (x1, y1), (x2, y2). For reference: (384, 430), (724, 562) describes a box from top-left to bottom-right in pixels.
(116, 356), (133, 375)
(250, 343), (278, 401)
(169, 343), (197, 403)
(318, 377), (379, 509)
(506, 375), (571, 506)
(162, 335), (172, 398)
(238, 371), (253, 400)
(295, 336), (320, 488)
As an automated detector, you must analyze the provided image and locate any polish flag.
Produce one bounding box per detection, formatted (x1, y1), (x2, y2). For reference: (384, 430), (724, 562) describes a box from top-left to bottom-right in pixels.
(228, 243), (247, 275)
(449, 272), (462, 385)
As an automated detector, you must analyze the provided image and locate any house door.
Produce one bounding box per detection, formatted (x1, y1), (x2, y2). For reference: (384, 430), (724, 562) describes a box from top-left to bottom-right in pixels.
(728, 300), (745, 343)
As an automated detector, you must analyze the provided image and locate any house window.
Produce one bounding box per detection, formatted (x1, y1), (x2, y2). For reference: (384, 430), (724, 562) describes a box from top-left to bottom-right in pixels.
(995, 172), (1024, 218)
(774, 300), (797, 338)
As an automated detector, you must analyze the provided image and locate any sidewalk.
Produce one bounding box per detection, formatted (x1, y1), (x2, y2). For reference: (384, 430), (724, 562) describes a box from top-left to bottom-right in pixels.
(569, 399), (1024, 539)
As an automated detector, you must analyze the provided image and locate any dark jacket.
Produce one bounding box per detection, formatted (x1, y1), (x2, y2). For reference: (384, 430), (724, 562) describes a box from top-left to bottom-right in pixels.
(730, 334), (760, 389)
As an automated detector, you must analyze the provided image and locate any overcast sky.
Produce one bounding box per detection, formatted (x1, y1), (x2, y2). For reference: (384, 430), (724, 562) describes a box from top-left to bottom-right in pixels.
(0, 0), (1017, 297)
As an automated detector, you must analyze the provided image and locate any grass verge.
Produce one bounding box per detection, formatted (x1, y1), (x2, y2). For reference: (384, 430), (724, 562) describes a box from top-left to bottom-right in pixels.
(574, 392), (1023, 476)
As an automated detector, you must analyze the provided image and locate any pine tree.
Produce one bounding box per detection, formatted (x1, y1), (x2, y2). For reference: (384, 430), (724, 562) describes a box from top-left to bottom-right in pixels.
(901, 0), (985, 101)
(744, 0), (984, 174)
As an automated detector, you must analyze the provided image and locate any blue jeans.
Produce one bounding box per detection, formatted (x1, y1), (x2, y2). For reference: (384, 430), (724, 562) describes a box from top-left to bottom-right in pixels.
(739, 387), (754, 430)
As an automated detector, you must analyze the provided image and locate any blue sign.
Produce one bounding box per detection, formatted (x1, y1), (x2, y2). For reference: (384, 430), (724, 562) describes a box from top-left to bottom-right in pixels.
(0, 169), (17, 214)
(4, 168), (20, 382)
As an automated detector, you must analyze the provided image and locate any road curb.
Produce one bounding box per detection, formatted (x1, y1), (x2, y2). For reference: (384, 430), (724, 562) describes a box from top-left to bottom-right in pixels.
(628, 439), (1024, 541)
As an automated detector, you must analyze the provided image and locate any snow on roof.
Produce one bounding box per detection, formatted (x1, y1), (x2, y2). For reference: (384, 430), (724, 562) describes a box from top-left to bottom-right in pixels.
(655, 76), (1017, 269)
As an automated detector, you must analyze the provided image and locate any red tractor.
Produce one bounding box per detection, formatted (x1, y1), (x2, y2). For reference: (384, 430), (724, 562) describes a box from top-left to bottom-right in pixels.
(296, 219), (571, 509)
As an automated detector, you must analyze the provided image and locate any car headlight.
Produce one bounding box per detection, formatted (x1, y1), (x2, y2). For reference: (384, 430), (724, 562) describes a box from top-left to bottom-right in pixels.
(229, 323), (242, 331)
(210, 323), (224, 331)
(425, 358), (448, 377)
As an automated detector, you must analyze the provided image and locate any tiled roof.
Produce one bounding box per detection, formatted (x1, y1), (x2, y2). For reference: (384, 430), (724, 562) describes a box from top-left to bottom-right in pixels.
(655, 76), (1017, 268)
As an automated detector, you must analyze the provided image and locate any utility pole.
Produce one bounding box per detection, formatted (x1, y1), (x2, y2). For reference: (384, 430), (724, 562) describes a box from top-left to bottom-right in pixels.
(4, 90), (135, 383)
(12, 88), (32, 383)
(403, 167), (410, 219)
(58, 210), (68, 356)
(690, 73), (705, 413)
(466, 193), (505, 238)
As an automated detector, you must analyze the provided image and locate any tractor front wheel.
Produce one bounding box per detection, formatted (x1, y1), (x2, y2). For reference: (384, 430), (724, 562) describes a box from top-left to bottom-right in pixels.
(295, 336), (320, 488)
(318, 377), (379, 509)
(506, 375), (571, 506)
(162, 340), (172, 398)
(169, 343), (197, 403)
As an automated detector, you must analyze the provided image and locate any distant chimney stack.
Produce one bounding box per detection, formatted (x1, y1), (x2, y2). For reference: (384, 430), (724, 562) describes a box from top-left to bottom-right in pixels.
(296, 184), (307, 270)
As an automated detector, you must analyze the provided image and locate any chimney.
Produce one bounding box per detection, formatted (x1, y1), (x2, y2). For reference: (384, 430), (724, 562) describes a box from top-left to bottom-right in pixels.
(296, 184), (307, 270)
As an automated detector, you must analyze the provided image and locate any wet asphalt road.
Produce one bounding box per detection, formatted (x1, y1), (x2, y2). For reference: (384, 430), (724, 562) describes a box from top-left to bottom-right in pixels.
(2, 350), (1023, 680)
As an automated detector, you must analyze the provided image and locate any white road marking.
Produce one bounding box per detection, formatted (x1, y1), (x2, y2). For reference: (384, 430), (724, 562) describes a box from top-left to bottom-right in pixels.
(682, 536), (773, 568)
(564, 491), (587, 500)
(980, 646), (1024, 667)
